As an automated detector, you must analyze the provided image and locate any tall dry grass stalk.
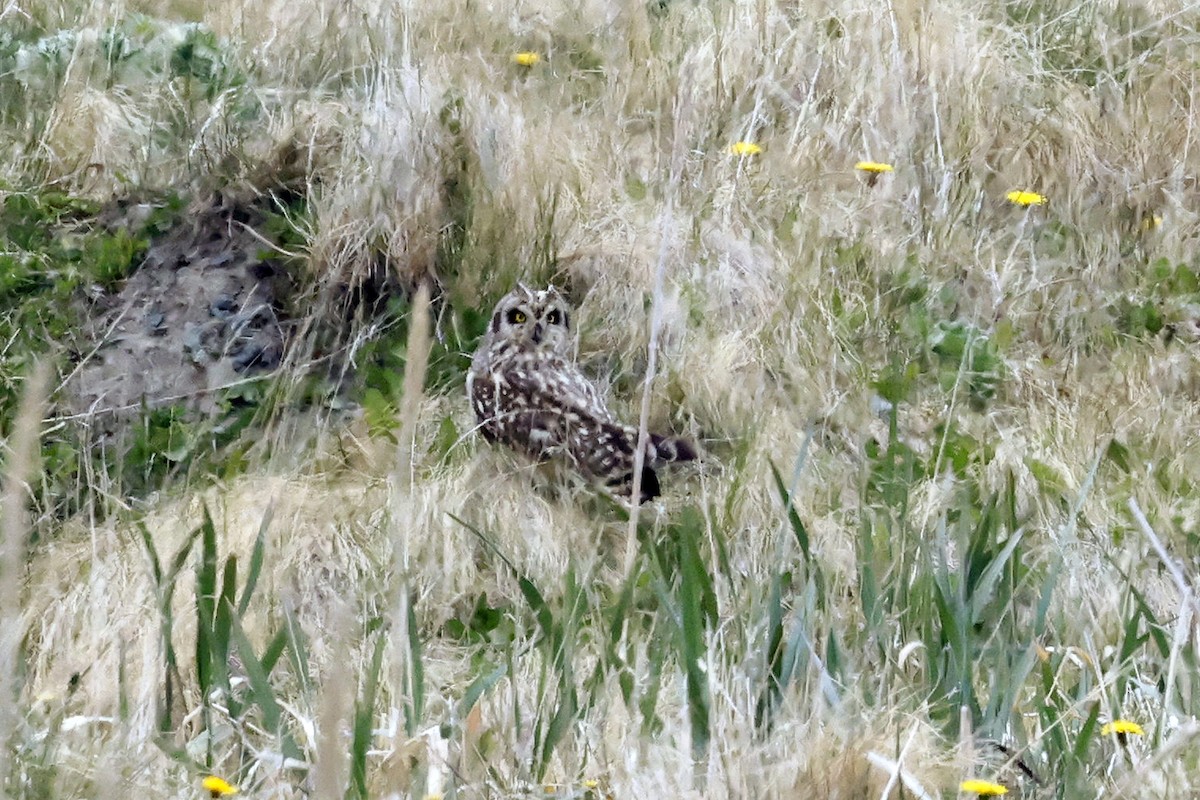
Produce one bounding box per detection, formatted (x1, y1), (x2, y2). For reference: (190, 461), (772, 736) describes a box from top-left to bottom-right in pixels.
(387, 279), (433, 793)
(0, 362), (49, 787)
(391, 280), (433, 492)
(311, 601), (355, 798)
(624, 64), (694, 573)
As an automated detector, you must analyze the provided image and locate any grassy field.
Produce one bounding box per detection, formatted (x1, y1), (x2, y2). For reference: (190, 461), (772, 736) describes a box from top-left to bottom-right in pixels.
(4, 0), (1200, 797)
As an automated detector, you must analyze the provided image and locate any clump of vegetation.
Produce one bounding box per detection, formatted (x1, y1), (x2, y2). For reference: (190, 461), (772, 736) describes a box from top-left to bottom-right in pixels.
(4, 1), (1200, 798)
(0, 191), (146, 512)
(1110, 258), (1200, 341)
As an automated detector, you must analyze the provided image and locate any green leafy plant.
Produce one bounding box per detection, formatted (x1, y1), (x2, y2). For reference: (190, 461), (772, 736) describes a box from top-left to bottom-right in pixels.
(140, 505), (305, 786)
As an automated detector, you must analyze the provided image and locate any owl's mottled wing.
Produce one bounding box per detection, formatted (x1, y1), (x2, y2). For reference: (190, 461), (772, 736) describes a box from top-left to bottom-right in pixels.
(492, 355), (682, 500)
(471, 353), (604, 453)
(470, 349), (696, 502)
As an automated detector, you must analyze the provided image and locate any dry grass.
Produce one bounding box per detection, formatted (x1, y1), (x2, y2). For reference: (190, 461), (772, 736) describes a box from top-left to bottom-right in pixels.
(5, 0), (1200, 797)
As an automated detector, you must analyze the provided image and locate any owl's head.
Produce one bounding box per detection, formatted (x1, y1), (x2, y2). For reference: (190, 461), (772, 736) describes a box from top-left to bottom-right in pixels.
(486, 284), (572, 355)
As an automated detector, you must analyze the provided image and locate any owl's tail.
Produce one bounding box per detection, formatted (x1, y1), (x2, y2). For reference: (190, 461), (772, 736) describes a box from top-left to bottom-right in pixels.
(590, 424), (697, 503)
(609, 432), (697, 504)
(648, 433), (699, 465)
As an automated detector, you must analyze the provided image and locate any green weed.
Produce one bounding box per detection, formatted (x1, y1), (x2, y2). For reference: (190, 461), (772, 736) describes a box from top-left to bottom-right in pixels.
(140, 506), (304, 791)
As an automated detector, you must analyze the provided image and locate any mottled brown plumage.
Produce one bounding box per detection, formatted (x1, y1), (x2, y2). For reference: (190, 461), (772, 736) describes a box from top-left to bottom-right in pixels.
(467, 285), (695, 502)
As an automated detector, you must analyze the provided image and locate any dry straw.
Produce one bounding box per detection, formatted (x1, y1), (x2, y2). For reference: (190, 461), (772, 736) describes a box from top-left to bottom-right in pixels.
(6, 0), (1200, 797)
(0, 363), (49, 785)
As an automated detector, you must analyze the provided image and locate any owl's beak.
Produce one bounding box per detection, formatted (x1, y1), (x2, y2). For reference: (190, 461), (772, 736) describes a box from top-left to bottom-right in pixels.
(531, 324), (544, 344)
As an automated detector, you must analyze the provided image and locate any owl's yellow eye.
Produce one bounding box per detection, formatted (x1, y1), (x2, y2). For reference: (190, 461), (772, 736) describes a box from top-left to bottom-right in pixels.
(514, 311), (526, 323)
(506, 308), (527, 325)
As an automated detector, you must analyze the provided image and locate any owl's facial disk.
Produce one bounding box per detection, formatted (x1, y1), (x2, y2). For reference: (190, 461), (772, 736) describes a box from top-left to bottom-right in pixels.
(492, 289), (570, 351)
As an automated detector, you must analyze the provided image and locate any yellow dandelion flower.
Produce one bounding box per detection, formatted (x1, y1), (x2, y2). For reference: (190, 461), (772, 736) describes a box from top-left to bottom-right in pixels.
(583, 780), (599, 789)
(1101, 720), (1145, 736)
(855, 161), (894, 174)
(1006, 190), (1047, 207)
(513, 52), (540, 67)
(1142, 215), (1163, 231)
(960, 779), (1008, 795)
(729, 141), (763, 156)
(201, 776), (238, 797)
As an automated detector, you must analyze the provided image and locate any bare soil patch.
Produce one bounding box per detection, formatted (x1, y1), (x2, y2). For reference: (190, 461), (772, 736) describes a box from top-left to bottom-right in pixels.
(64, 193), (295, 429)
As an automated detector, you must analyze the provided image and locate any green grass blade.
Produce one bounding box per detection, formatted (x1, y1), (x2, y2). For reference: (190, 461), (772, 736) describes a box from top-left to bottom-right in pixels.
(166, 523), (203, 585)
(349, 630), (386, 800)
(780, 600), (813, 698)
(283, 599), (314, 699)
(138, 522), (164, 588)
(457, 663), (507, 720)
(403, 597), (425, 736)
(598, 563), (639, 705)
(537, 679), (578, 780)
(214, 555), (238, 678)
(140, 520), (201, 732)
(1121, 574), (1170, 659)
(228, 608), (282, 732)
(968, 525), (1027, 624)
(260, 627), (289, 675)
(237, 503), (273, 616)
(1033, 561), (1060, 635)
(638, 622), (667, 738)
(754, 573), (785, 731)
(447, 512), (516, 572)
(518, 577), (555, 644)
(1073, 701), (1101, 759)
(677, 525), (711, 756)
(606, 561), (637, 652)
(195, 506), (219, 700)
(770, 460), (811, 562)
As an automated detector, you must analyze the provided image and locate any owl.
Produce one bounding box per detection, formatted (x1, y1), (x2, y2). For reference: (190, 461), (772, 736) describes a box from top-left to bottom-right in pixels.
(467, 285), (696, 502)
